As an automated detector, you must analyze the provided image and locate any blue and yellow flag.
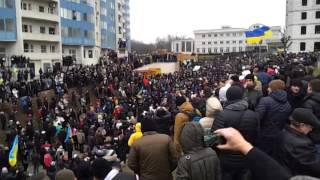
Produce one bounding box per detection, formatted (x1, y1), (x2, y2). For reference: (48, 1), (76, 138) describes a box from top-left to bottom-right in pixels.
(64, 127), (72, 143)
(8, 135), (18, 167)
(245, 26), (273, 45)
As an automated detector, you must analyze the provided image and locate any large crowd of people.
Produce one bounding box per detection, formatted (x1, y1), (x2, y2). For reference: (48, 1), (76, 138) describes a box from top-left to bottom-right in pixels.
(0, 52), (319, 180)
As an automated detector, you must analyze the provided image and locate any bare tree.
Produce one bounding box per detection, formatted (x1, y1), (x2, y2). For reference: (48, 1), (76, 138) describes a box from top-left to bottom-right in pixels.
(281, 29), (292, 55)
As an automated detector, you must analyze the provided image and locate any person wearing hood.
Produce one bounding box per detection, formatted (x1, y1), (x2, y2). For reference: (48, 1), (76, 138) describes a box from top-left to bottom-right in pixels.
(199, 96), (222, 134)
(174, 96), (196, 154)
(256, 80), (292, 156)
(243, 74), (263, 111)
(302, 79), (320, 144)
(128, 123), (143, 147)
(154, 107), (172, 135)
(212, 85), (259, 180)
(176, 122), (221, 180)
(287, 80), (306, 110)
(128, 114), (178, 180)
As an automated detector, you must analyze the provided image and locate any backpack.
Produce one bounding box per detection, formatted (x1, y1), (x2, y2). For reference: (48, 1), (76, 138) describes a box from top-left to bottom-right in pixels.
(183, 109), (202, 123)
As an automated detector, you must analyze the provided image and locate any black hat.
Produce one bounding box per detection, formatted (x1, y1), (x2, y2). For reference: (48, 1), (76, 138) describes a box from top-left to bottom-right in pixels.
(290, 79), (303, 88)
(92, 158), (112, 179)
(176, 96), (186, 107)
(290, 108), (320, 128)
(226, 86), (244, 101)
(141, 114), (158, 133)
(245, 74), (255, 82)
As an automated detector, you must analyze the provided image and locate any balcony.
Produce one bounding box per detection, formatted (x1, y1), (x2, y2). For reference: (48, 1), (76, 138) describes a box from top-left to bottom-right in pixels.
(21, 10), (59, 22)
(22, 32), (60, 42)
(23, 52), (62, 60)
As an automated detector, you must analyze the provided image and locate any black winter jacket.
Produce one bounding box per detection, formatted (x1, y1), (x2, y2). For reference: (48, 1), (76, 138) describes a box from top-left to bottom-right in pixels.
(256, 90), (291, 138)
(212, 100), (259, 169)
(275, 127), (320, 178)
(302, 92), (320, 143)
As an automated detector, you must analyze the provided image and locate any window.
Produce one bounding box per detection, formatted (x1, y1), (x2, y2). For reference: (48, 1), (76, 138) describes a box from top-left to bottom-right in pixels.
(28, 4), (32, 10)
(39, 6), (44, 12)
(220, 33), (224, 37)
(301, 12), (307, 20)
(302, 0), (307, 6)
(72, 10), (77, 20)
(226, 33), (230, 37)
(83, 13), (87, 21)
(317, 0), (320, 4)
(220, 41), (224, 44)
(226, 47), (230, 52)
(22, 24), (28, 32)
(208, 42), (211, 45)
(214, 48), (218, 53)
(315, 25), (320, 34)
(300, 42), (306, 51)
(232, 41), (237, 44)
(202, 34), (205, 38)
(202, 48), (205, 53)
(50, 46), (55, 53)
(214, 41), (218, 44)
(22, 3), (27, 10)
(0, 19), (4, 31)
(1, 0), (14, 8)
(176, 44), (179, 52)
(214, 34), (217, 37)
(49, 27), (55, 35)
(314, 42), (320, 51)
(239, 47), (243, 52)
(40, 26), (45, 34)
(208, 34), (212, 37)
(24, 43), (29, 52)
(233, 33), (236, 36)
(30, 44), (34, 52)
(41, 45), (47, 53)
(83, 49), (86, 58)
(84, 30), (88, 38)
(202, 42), (205, 45)
(301, 26), (306, 35)
(208, 48), (212, 54)
(239, 40), (243, 44)
(182, 41), (185, 52)
(6, 19), (14, 32)
(197, 48), (200, 53)
(233, 47), (237, 52)
(316, 11), (320, 19)
(220, 47), (224, 53)
(226, 41), (230, 44)
(88, 50), (93, 58)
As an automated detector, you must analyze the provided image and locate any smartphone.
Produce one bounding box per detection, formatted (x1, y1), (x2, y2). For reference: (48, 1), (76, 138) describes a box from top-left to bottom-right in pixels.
(204, 134), (226, 147)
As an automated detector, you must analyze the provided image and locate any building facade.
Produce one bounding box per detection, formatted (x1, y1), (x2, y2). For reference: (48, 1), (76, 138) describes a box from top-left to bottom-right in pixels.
(0, 0), (129, 75)
(115, 0), (130, 52)
(193, 26), (282, 54)
(286, 0), (320, 52)
(171, 39), (194, 54)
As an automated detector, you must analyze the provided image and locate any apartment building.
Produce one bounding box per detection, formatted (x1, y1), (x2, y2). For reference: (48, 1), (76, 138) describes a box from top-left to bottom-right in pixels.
(286, 0), (320, 52)
(0, 0), (130, 75)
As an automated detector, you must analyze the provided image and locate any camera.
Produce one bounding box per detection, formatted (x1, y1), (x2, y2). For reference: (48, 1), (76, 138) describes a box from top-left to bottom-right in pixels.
(204, 134), (226, 147)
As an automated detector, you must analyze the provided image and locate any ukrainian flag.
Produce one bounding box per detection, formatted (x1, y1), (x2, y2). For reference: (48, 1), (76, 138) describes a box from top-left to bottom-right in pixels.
(8, 135), (18, 167)
(245, 26), (273, 45)
(64, 127), (72, 143)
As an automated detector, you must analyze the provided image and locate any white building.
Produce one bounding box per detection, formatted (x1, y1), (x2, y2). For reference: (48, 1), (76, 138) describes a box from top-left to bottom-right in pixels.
(14, 0), (62, 74)
(286, 0), (320, 52)
(193, 26), (282, 54)
(171, 39), (194, 54)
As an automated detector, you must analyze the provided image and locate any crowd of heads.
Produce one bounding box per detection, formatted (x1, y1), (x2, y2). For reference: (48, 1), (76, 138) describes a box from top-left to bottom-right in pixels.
(0, 51), (319, 180)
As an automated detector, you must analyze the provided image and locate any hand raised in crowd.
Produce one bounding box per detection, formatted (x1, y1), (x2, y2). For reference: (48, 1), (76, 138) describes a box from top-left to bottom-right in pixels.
(214, 128), (253, 155)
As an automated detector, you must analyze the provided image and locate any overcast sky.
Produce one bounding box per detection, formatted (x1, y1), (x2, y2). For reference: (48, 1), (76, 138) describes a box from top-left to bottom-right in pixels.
(130, 0), (286, 43)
